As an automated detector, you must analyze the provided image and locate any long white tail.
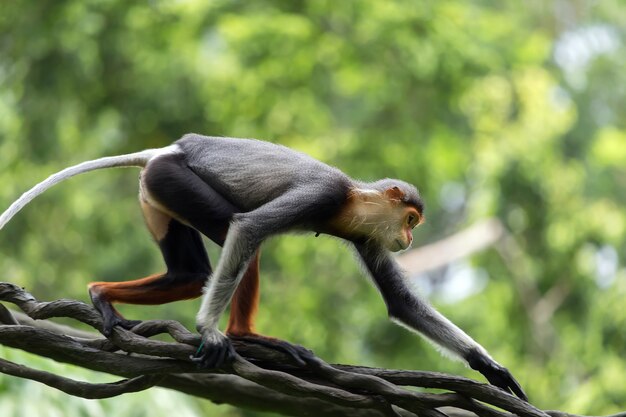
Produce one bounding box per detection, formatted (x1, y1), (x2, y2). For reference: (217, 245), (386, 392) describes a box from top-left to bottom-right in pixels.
(0, 148), (164, 230)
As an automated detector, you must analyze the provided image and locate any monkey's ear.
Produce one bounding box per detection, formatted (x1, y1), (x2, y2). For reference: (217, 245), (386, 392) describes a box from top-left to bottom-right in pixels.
(384, 186), (405, 202)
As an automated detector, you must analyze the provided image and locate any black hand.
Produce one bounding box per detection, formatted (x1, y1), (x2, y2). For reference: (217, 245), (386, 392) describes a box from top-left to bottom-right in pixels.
(467, 351), (528, 401)
(190, 335), (237, 369)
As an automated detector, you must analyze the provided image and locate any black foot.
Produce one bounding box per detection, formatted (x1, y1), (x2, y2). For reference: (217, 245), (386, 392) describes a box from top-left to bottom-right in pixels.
(100, 314), (142, 336)
(190, 333), (237, 369)
(229, 333), (315, 366)
(90, 291), (141, 336)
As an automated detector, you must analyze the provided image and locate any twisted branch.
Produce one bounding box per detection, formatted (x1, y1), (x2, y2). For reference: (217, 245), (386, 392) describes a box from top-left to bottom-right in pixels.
(0, 283), (621, 417)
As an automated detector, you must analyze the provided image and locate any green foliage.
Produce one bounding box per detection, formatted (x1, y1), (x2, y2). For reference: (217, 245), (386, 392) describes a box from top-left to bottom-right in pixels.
(1, 0), (625, 415)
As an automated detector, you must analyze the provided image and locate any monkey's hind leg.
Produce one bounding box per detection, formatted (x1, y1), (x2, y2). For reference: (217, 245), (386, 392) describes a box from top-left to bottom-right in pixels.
(88, 202), (211, 335)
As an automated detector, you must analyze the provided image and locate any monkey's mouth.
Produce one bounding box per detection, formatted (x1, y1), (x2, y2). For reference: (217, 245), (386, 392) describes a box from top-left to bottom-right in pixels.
(394, 239), (406, 252)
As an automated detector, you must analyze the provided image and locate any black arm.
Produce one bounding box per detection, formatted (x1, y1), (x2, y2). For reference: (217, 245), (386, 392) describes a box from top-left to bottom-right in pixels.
(354, 241), (528, 401)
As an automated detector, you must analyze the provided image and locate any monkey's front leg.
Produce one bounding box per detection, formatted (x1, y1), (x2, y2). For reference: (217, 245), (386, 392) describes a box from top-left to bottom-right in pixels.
(225, 251), (314, 365)
(192, 221), (258, 368)
(356, 241), (528, 401)
(192, 286), (239, 368)
(193, 192), (315, 368)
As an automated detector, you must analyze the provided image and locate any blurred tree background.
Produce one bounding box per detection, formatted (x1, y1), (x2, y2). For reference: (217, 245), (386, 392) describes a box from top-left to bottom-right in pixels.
(1, 0), (625, 415)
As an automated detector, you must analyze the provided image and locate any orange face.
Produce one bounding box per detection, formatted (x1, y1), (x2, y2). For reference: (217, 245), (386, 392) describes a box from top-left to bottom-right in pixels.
(394, 207), (423, 251)
(328, 187), (424, 252)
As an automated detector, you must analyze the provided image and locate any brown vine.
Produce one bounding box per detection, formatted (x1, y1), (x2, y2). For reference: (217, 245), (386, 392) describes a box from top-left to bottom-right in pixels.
(0, 282), (623, 417)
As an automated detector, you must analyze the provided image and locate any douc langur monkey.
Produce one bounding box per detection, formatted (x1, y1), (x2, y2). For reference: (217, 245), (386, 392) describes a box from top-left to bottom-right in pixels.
(0, 134), (527, 400)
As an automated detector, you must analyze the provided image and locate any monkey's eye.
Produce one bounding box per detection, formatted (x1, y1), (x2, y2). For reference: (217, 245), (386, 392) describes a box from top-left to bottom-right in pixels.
(406, 213), (422, 229)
